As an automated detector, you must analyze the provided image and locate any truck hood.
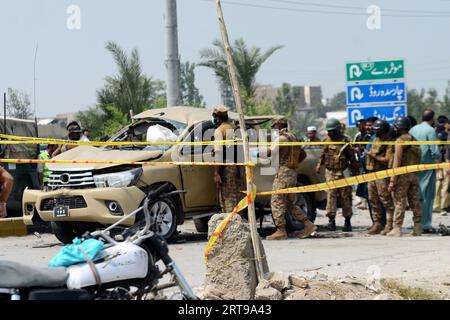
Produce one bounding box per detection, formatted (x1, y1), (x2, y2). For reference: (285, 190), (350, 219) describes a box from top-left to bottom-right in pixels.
(48, 146), (163, 171)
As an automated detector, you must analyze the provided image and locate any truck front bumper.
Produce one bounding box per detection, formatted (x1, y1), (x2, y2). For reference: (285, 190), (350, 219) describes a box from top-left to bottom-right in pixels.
(22, 187), (146, 226)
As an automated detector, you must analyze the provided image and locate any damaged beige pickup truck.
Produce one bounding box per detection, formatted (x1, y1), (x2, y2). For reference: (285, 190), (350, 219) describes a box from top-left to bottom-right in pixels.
(23, 107), (325, 243)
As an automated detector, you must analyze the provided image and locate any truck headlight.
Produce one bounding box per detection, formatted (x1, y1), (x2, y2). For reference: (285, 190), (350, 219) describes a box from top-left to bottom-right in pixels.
(93, 168), (143, 188)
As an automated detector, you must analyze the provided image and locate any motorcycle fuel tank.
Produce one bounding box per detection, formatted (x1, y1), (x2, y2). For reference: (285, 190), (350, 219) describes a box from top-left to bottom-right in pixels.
(66, 243), (149, 289)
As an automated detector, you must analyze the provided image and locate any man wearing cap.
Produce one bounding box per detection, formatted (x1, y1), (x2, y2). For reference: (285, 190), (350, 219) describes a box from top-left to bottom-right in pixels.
(306, 126), (320, 143)
(255, 117), (316, 240)
(304, 126), (321, 150)
(212, 106), (241, 213)
(52, 121), (83, 157)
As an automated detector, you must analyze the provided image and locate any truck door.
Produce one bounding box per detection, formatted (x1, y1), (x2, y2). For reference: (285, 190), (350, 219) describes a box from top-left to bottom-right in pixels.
(174, 121), (218, 209)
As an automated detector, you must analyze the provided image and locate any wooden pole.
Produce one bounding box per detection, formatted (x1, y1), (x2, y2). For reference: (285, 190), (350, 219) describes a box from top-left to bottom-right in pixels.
(215, 0), (266, 282)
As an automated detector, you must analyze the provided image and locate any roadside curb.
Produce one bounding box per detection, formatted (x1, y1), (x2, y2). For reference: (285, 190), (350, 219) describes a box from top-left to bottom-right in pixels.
(0, 217), (28, 237)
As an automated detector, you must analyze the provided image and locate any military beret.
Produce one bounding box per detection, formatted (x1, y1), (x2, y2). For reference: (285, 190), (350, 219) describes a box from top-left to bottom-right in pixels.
(212, 105), (229, 116)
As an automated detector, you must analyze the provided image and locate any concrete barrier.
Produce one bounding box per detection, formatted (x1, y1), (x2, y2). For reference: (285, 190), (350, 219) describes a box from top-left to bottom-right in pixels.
(0, 217), (28, 237)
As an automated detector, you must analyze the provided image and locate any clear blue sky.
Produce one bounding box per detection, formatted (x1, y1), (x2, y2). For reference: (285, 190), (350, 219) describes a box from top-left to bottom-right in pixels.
(1, 0), (450, 117)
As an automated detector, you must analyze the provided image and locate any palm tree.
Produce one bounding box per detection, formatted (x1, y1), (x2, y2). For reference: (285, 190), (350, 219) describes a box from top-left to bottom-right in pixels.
(97, 41), (164, 117)
(199, 38), (283, 109)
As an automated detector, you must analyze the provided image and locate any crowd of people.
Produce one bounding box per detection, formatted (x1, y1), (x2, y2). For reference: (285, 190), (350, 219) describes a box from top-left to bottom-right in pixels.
(0, 107), (448, 240)
(207, 106), (449, 239)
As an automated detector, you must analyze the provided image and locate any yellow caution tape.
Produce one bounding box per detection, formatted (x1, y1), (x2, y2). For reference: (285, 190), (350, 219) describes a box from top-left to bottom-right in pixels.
(257, 163), (450, 195)
(0, 133), (240, 147)
(0, 158), (254, 167)
(2, 133), (450, 147)
(204, 185), (257, 263)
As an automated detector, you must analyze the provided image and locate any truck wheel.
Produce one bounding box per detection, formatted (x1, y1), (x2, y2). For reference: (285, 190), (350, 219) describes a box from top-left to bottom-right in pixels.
(193, 216), (210, 233)
(51, 221), (78, 244)
(148, 197), (179, 241)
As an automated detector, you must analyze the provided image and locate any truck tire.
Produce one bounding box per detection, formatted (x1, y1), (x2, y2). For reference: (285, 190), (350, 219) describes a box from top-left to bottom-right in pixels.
(51, 221), (78, 244)
(147, 196), (179, 241)
(193, 216), (210, 233)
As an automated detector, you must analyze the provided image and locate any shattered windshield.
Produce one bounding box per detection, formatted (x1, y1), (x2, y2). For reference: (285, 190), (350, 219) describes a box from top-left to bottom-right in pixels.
(108, 119), (187, 151)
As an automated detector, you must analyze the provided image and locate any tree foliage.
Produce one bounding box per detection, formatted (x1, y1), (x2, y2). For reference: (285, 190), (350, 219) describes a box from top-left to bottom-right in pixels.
(97, 41), (165, 117)
(6, 88), (33, 119)
(180, 62), (205, 108)
(78, 42), (167, 140)
(199, 38), (282, 111)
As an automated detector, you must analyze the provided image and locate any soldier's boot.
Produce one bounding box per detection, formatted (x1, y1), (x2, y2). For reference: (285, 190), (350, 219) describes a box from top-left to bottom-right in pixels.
(367, 223), (384, 235)
(411, 223), (422, 237)
(297, 220), (317, 239)
(342, 217), (352, 232)
(266, 226), (288, 240)
(327, 217), (336, 231)
(380, 214), (394, 236)
(387, 226), (402, 237)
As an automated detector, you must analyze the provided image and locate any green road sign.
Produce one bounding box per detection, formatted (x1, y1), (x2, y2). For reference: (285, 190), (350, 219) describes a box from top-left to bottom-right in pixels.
(346, 60), (404, 82)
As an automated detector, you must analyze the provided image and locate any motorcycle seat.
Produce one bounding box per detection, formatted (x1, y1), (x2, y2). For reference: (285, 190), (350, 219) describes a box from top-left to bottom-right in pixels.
(0, 261), (68, 288)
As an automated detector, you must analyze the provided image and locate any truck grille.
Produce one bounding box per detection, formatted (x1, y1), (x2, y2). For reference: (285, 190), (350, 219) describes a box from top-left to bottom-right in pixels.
(48, 170), (95, 188)
(40, 196), (87, 211)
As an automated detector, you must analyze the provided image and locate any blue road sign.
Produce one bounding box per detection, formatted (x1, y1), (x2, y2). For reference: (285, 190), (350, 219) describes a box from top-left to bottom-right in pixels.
(346, 82), (406, 105)
(347, 105), (407, 127)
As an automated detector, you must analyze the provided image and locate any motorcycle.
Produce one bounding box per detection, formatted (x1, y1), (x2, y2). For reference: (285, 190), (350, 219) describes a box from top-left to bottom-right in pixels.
(0, 183), (197, 300)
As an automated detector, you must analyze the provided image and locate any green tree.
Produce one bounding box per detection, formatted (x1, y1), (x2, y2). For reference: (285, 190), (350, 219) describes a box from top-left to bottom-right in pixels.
(98, 41), (165, 116)
(199, 38), (283, 111)
(180, 62), (205, 108)
(440, 81), (450, 115)
(273, 83), (299, 118)
(76, 106), (105, 140)
(6, 88), (33, 119)
(325, 91), (347, 111)
(76, 105), (129, 141)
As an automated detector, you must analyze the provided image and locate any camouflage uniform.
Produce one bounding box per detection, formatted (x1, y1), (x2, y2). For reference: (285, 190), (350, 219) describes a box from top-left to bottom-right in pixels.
(390, 133), (422, 232)
(366, 137), (395, 234)
(319, 135), (359, 219)
(214, 120), (241, 213)
(271, 129), (309, 228)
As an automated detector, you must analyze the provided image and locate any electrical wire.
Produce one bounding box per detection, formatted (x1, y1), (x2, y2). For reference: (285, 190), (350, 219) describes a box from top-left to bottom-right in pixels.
(197, 0), (450, 18)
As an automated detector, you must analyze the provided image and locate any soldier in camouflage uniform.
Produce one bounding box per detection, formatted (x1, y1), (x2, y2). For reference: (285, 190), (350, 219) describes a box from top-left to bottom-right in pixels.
(316, 118), (360, 232)
(364, 120), (395, 235)
(387, 117), (422, 237)
(212, 106), (241, 213)
(255, 117), (317, 240)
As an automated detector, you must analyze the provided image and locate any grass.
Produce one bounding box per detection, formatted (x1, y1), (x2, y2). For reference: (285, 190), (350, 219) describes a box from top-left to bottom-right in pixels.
(381, 279), (444, 300)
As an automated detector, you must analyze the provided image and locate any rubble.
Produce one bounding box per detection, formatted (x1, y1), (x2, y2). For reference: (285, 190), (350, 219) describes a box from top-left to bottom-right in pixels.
(255, 280), (282, 300)
(290, 275), (309, 289)
(266, 272), (291, 292)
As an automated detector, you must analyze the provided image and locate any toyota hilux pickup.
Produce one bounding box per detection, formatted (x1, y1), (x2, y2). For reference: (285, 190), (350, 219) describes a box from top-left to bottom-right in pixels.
(23, 106), (325, 243)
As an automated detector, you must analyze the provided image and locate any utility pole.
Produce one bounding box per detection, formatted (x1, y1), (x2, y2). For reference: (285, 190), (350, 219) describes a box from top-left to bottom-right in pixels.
(165, 0), (181, 107)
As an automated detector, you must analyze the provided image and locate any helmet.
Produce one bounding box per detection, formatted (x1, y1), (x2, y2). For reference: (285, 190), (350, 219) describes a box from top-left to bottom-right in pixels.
(326, 118), (342, 131)
(67, 121), (82, 133)
(372, 120), (391, 135)
(394, 117), (411, 130)
(271, 116), (288, 128)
